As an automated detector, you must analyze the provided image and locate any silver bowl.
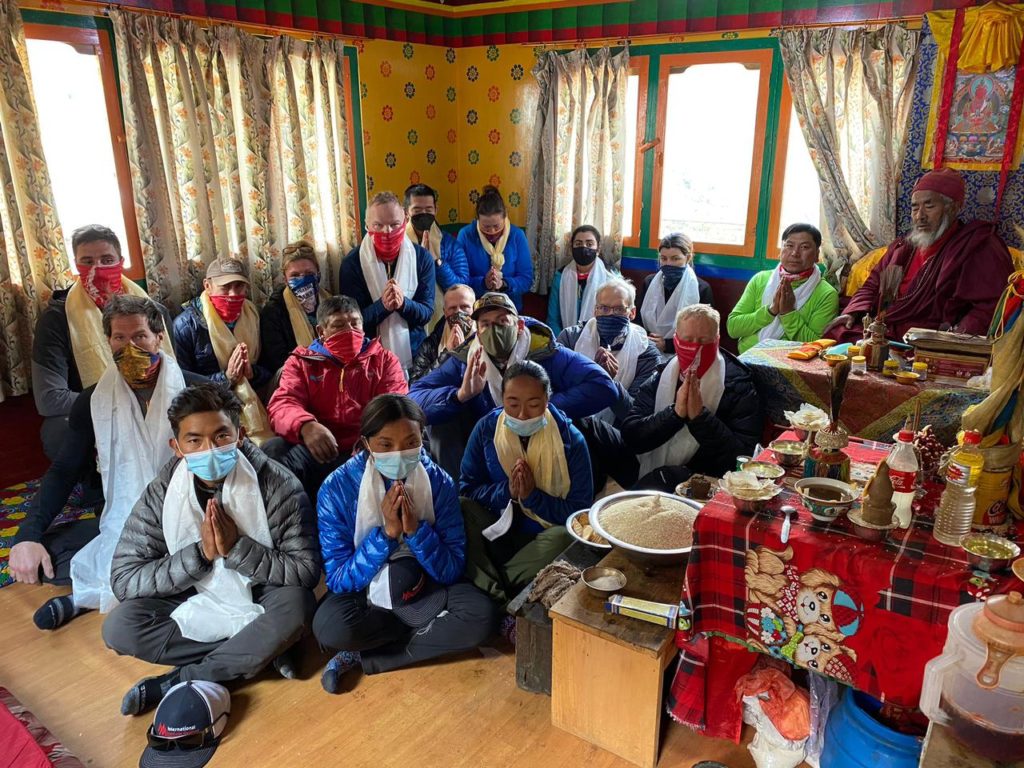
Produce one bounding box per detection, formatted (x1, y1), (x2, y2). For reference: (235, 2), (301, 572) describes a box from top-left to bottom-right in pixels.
(581, 566), (627, 599)
(729, 489), (782, 515)
(961, 532), (1020, 573)
(770, 439), (805, 469)
(566, 509), (611, 550)
(741, 460), (787, 485)
(589, 491), (698, 568)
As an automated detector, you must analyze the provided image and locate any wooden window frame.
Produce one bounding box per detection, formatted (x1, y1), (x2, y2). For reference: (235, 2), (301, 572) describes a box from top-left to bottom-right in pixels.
(23, 23), (145, 280)
(621, 56), (648, 249)
(647, 48), (774, 259)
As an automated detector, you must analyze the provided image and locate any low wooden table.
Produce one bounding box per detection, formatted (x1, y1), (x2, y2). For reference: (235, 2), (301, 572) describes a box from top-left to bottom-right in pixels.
(549, 549), (685, 768)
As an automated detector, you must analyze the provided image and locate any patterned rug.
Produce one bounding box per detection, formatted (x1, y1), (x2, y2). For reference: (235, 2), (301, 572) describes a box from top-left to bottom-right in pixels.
(0, 686), (85, 767)
(0, 481), (96, 588)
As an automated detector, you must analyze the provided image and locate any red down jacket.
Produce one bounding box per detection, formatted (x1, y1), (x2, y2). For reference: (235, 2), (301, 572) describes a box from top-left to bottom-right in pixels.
(268, 337), (408, 455)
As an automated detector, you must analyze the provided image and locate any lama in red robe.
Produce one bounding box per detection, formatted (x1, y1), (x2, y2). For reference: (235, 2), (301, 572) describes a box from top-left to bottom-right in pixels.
(830, 219), (1014, 342)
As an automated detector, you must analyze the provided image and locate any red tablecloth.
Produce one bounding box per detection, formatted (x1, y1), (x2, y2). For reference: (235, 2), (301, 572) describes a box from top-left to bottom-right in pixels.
(672, 434), (1020, 726)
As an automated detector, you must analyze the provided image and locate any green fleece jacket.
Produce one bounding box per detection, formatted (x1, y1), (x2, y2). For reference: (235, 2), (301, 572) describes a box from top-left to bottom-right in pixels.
(727, 269), (840, 354)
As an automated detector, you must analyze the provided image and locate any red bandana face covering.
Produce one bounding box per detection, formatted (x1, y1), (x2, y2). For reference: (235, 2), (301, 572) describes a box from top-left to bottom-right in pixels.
(781, 266), (816, 282)
(79, 263), (124, 308)
(673, 336), (719, 378)
(371, 227), (405, 262)
(210, 293), (245, 324)
(324, 329), (365, 364)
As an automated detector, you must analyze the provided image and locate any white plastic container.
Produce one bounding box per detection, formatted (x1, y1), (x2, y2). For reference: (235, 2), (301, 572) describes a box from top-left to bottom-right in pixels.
(920, 603), (1024, 763)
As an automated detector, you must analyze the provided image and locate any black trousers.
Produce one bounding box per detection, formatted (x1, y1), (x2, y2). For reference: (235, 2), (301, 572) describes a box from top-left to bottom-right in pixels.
(39, 517), (101, 585)
(312, 582), (497, 674)
(102, 585), (316, 682)
(575, 416), (640, 491)
(261, 437), (344, 501)
(633, 465), (693, 493)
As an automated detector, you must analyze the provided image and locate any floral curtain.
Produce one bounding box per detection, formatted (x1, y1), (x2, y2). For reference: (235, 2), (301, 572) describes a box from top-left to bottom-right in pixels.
(525, 46), (629, 294)
(0, 0), (72, 400)
(779, 26), (920, 264)
(111, 12), (356, 307)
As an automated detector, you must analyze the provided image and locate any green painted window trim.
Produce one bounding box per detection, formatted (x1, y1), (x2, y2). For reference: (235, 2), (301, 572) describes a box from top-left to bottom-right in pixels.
(620, 37), (784, 277)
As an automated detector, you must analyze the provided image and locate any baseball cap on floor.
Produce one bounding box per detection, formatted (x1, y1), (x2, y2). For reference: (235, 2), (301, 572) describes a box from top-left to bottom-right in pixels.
(140, 681), (230, 768)
(367, 555), (448, 628)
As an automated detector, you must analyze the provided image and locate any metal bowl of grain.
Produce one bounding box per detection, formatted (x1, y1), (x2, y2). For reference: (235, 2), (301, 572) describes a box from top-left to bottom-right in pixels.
(567, 509), (611, 550)
(589, 491), (700, 568)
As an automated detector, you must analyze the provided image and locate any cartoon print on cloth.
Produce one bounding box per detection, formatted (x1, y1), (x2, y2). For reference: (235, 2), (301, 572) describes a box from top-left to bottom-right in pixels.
(744, 545), (862, 682)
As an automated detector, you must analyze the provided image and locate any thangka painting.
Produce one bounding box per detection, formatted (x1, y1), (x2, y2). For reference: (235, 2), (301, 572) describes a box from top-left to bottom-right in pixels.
(941, 68), (1019, 166)
(922, 5), (1024, 173)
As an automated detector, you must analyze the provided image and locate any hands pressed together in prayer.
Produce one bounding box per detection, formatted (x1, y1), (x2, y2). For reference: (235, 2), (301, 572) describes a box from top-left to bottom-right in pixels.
(8, 541), (54, 585)
(485, 267), (504, 291)
(381, 481), (420, 540)
(226, 343), (253, 386)
(508, 458), (536, 499)
(382, 279), (405, 312)
(301, 420), (340, 463)
(446, 322), (466, 351)
(594, 346), (619, 377)
(769, 280), (796, 317)
(457, 347), (488, 403)
(201, 498), (239, 561)
(673, 370), (704, 421)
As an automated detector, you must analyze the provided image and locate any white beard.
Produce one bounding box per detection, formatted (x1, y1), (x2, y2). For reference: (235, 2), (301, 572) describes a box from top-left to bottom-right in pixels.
(907, 214), (952, 250)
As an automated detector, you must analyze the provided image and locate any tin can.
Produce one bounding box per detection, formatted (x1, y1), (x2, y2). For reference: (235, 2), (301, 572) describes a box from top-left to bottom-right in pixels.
(736, 456), (752, 471)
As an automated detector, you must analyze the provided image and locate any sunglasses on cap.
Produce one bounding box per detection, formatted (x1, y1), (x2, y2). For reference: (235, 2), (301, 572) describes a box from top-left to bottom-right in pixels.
(146, 720), (222, 752)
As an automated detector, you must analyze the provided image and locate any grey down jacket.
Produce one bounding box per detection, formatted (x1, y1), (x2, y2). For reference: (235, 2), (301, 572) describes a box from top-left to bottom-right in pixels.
(110, 439), (321, 601)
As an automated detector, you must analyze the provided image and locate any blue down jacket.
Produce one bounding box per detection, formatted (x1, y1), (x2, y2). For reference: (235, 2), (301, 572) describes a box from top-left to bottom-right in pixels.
(459, 404), (593, 537)
(408, 316), (618, 426)
(317, 449), (465, 595)
(171, 298), (272, 388)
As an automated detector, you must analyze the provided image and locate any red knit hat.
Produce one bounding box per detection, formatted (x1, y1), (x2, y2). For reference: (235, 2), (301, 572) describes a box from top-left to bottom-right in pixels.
(912, 168), (965, 205)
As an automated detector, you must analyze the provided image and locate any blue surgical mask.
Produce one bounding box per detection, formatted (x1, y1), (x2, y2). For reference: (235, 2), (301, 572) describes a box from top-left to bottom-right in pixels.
(505, 413), (548, 437)
(184, 443), (239, 482)
(373, 448), (421, 480)
(660, 264), (685, 291)
(595, 315), (630, 347)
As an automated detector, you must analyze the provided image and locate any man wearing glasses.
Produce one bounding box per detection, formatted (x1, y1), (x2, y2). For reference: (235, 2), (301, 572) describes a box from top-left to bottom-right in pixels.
(340, 191), (435, 373)
(556, 279), (660, 490)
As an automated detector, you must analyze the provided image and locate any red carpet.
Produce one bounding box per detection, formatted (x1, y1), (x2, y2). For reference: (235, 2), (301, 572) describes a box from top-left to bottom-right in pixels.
(0, 395), (47, 488)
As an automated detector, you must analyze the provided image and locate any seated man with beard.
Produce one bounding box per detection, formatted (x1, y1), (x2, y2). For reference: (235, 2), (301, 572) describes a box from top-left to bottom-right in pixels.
(825, 168), (1014, 342)
(409, 283), (476, 382)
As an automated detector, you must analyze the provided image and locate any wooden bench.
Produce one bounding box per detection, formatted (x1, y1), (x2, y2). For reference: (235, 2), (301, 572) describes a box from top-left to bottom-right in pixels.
(549, 549), (685, 768)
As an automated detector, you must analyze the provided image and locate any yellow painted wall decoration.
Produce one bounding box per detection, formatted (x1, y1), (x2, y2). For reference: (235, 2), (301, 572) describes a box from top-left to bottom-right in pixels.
(359, 40), (539, 227)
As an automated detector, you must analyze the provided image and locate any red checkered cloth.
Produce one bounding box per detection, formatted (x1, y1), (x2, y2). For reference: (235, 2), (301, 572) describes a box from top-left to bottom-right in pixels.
(669, 433), (1021, 732)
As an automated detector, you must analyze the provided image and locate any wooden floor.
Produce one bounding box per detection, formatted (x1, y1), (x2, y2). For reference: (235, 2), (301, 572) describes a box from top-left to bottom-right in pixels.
(0, 582), (756, 768)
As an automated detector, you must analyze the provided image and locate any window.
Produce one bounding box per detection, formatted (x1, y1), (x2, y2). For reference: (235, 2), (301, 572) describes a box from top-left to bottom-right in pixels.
(768, 87), (823, 253)
(778, 106), (822, 237)
(621, 60), (647, 246)
(647, 49), (773, 258)
(24, 25), (143, 278)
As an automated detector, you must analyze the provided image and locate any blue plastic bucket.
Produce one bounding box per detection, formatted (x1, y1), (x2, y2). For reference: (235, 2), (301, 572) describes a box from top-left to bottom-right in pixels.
(820, 690), (923, 768)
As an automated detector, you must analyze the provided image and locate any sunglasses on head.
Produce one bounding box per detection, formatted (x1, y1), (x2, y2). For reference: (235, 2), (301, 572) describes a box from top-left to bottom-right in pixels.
(146, 724), (220, 752)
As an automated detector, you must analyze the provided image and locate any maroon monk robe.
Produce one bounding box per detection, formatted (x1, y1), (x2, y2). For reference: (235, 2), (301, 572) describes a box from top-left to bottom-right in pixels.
(829, 219), (1014, 343)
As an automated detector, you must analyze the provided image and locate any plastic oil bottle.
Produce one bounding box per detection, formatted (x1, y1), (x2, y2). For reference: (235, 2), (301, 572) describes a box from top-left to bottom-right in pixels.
(888, 429), (920, 528)
(934, 430), (985, 546)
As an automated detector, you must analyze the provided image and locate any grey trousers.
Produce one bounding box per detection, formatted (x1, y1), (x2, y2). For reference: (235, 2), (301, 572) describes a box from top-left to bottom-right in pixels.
(102, 585), (315, 682)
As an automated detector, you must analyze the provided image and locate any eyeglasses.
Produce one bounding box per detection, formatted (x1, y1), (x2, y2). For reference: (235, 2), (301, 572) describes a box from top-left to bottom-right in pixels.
(594, 304), (631, 316)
